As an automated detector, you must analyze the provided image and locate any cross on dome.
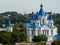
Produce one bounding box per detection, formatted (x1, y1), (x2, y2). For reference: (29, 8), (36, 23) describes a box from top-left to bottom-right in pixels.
(31, 12), (35, 20)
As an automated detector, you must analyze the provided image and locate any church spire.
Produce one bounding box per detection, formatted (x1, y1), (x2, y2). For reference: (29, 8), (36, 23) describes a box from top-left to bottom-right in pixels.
(38, 4), (45, 16)
(7, 15), (12, 27)
(31, 12), (35, 20)
(48, 12), (53, 20)
(35, 12), (39, 20)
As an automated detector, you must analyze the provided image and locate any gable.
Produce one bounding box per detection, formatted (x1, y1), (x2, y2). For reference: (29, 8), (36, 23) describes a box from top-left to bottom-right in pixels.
(41, 25), (51, 30)
(41, 25), (57, 30)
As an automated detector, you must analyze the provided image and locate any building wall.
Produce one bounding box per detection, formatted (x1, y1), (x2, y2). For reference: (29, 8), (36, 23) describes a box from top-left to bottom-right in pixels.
(0, 28), (6, 31)
(0, 27), (13, 32)
(27, 25), (57, 42)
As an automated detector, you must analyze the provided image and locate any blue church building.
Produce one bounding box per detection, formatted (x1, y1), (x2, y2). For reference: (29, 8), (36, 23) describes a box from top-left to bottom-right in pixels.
(27, 4), (60, 44)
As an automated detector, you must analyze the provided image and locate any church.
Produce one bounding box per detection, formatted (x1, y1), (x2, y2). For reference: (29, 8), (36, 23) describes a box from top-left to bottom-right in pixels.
(27, 4), (58, 42)
(0, 15), (13, 32)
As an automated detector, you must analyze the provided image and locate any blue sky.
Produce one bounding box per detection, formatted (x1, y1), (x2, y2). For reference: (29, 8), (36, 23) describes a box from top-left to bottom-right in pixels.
(0, 0), (60, 13)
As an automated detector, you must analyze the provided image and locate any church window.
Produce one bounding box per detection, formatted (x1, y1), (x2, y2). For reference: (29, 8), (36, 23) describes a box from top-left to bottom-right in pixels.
(32, 30), (34, 36)
(47, 30), (49, 35)
(27, 29), (30, 35)
(38, 23), (39, 26)
(51, 30), (53, 35)
(38, 30), (40, 35)
(34, 30), (35, 36)
(42, 30), (44, 34)
(40, 20), (41, 24)
(51, 23), (52, 26)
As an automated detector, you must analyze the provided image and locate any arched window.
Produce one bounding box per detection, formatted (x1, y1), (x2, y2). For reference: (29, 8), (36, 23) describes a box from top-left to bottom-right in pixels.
(38, 23), (39, 26)
(32, 30), (34, 36)
(47, 30), (49, 35)
(40, 20), (41, 24)
(51, 23), (52, 26)
(32, 29), (35, 36)
(51, 30), (53, 35)
(43, 19), (44, 24)
(27, 29), (30, 35)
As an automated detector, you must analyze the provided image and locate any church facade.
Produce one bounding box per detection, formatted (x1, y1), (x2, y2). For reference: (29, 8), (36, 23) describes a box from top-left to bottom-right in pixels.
(27, 4), (57, 42)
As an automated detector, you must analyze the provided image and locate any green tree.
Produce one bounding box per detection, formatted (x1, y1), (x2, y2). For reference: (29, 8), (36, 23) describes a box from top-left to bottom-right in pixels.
(32, 35), (48, 42)
(52, 39), (60, 45)
(0, 31), (11, 44)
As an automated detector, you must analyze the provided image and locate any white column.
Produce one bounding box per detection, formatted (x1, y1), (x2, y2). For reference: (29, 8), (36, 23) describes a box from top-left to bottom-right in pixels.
(35, 28), (38, 36)
(29, 29), (32, 36)
(40, 30), (43, 34)
(46, 30), (47, 35)
(45, 30), (47, 35)
(49, 30), (50, 36)
(39, 30), (41, 34)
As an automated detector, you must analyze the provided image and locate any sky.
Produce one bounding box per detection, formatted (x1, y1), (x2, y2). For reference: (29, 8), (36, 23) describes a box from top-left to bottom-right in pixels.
(0, 0), (60, 14)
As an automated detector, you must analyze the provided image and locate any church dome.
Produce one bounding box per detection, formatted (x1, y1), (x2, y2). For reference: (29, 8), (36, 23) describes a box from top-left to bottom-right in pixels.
(28, 23), (35, 28)
(31, 12), (35, 20)
(35, 12), (39, 20)
(38, 4), (46, 16)
(48, 12), (53, 20)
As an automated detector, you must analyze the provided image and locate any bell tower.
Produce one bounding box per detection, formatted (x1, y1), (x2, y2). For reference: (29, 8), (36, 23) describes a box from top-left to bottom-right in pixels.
(6, 15), (13, 32)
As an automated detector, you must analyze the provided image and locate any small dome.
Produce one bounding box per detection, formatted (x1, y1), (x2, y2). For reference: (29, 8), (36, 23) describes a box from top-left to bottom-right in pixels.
(48, 12), (53, 20)
(31, 12), (35, 20)
(28, 23), (35, 28)
(35, 12), (39, 20)
(35, 15), (39, 20)
(40, 4), (43, 7)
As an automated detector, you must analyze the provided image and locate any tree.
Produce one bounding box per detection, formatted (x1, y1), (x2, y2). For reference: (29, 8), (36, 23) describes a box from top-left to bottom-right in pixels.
(0, 31), (11, 44)
(52, 39), (60, 45)
(32, 36), (40, 42)
(32, 35), (48, 42)
(40, 35), (48, 41)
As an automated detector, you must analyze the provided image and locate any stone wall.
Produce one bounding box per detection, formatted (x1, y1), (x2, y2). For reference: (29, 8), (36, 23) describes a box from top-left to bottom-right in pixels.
(16, 43), (37, 45)
(0, 44), (2, 45)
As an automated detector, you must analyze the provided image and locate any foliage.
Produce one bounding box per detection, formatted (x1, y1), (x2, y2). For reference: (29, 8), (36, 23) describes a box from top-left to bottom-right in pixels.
(0, 11), (31, 25)
(0, 22), (28, 44)
(0, 11), (59, 44)
(53, 13), (60, 34)
(32, 35), (48, 42)
(0, 31), (27, 44)
(52, 39), (60, 45)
